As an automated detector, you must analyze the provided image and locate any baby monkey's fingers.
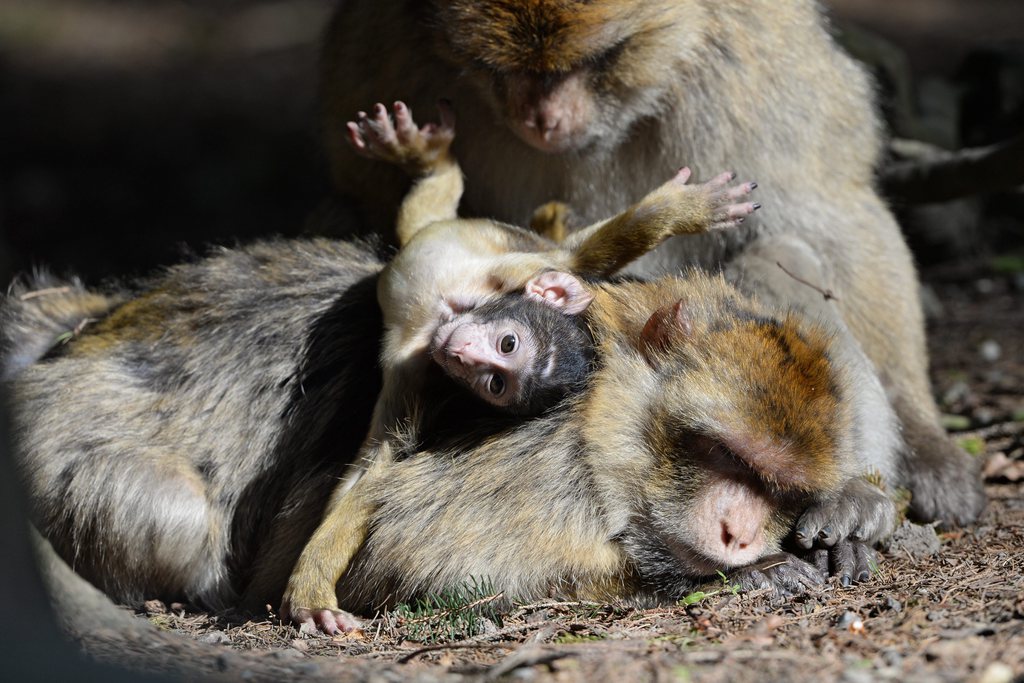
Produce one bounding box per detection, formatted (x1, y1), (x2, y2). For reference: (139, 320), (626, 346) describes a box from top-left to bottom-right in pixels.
(392, 101), (418, 145)
(285, 606), (362, 636)
(707, 178), (760, 230)
(344, 106), (400, 161)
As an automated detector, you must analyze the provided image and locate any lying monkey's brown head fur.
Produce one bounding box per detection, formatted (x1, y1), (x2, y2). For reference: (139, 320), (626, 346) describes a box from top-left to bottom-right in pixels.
(638, 297), (847, 494)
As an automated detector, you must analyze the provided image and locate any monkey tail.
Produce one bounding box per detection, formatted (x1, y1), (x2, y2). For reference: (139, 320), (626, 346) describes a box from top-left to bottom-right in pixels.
(1, 272), (120, 380)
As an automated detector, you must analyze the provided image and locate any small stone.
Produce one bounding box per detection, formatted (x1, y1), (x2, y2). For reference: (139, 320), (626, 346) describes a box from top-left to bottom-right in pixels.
(941, 381), (971, 408)
(198, 631), (230, 645)
(979, 663), (1014, 683)
(884, 597), (903, 613)
(216, 653), (235, 672)
(886, 520), (941, 558)
(841, 669), (873, 683)
(881, 649), (902, 668)
(972, 406), (997, 425)
(975, 278), (995, 294)
(978, 339), (1001, 362)
(835, 611), (861, 630)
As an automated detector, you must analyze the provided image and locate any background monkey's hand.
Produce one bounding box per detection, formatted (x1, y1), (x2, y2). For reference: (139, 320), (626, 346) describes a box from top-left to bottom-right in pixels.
(346, 100), (456, 176)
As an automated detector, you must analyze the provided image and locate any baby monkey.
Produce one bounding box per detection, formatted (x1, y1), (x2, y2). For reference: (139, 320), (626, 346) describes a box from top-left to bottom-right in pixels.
(431, 292), (595, 415)
(281, 100), (758, 632)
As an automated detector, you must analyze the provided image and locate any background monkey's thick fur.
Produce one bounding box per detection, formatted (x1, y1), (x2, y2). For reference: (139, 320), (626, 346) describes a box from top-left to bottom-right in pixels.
(320, 0), (985, 524)
(5, 238), (896, 612)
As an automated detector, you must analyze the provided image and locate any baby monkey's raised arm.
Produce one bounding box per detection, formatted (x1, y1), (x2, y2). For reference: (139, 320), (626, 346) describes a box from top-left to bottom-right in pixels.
(281, 101), (759, 633)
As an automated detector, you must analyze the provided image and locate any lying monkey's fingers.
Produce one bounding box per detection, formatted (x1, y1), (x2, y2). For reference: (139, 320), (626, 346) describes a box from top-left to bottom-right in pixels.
(853, 542), (879, 583)
(392, 101), (418, 145)
(725, 201), (760, 219)
(829, 538), (858, 586)
(708, 218), (744, 231)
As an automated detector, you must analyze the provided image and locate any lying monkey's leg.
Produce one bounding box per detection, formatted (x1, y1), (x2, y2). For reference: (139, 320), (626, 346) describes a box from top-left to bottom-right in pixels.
(346, 100), (460, 246)
(564, 167), (759, 277)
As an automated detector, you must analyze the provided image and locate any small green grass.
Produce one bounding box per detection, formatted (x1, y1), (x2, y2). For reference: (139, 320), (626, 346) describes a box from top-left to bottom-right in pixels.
(678, 572), (741, 606)
(959, 436), (986, 456)
(389, 577), (505, 644)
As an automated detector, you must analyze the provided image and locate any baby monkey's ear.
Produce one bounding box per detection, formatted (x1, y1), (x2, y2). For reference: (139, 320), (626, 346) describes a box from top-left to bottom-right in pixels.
(640, 299), (694, 365)
(524, 271), (594, 315)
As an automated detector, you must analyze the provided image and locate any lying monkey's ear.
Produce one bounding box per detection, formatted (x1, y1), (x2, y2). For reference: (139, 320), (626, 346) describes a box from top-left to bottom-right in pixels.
(640, 299), (693, 363)
(524, 271), (594, 314)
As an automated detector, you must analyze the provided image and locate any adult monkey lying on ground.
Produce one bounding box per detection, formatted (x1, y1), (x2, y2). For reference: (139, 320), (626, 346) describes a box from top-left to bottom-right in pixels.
(281, 98), (760, 631)
(320, 0), (986, 526)
(3, 238), (897, 625)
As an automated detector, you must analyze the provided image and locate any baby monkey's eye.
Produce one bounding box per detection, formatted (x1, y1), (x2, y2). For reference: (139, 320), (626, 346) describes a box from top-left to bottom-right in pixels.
(500, 334), (517, 354)
(488, 373), (506, 396)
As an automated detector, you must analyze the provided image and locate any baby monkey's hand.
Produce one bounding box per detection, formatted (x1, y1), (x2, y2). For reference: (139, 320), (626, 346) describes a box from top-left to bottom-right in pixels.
(688, 168), (761, 231)
(346, 100), (456, 175)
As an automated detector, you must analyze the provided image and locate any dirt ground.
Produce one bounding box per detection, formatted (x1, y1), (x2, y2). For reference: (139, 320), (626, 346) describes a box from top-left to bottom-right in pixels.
(50, 262), (1020, 683)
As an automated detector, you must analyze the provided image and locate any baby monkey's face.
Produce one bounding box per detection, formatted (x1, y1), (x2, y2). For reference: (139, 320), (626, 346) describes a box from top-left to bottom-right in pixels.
(431, 313), (539, 409)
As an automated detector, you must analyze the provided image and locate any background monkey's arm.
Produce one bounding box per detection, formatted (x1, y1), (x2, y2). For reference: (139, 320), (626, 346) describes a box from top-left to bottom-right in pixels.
(564, 168), (758, 277)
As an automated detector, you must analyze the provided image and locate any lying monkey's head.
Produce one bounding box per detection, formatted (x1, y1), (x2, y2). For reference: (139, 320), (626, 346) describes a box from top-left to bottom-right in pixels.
(584, 276), (853, 580)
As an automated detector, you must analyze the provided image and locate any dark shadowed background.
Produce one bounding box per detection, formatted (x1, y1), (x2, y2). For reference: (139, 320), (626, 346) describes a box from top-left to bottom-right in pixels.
(0, 0), (1021, 282)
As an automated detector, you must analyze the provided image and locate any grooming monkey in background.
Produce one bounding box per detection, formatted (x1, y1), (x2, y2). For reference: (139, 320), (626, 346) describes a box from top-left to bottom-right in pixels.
(320, 0), (986, 526)
(2, 239), (899, 628)
(281, 98), (759, 631)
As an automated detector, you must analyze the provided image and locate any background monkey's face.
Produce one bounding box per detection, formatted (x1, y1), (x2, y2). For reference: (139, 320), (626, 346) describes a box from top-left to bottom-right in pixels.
(433, 0), (711, 153)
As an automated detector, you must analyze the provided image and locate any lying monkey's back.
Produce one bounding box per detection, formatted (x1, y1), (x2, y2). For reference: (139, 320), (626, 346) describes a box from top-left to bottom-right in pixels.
(6, 238), (385, 606)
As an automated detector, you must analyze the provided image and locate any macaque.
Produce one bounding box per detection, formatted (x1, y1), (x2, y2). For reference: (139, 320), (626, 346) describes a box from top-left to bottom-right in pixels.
(320, 0), (986, 527)
(431, 292), (595, 415)
(2, 240), (899, 627)
(4, 239), (388, 608)
(280, 99), (759, 631)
